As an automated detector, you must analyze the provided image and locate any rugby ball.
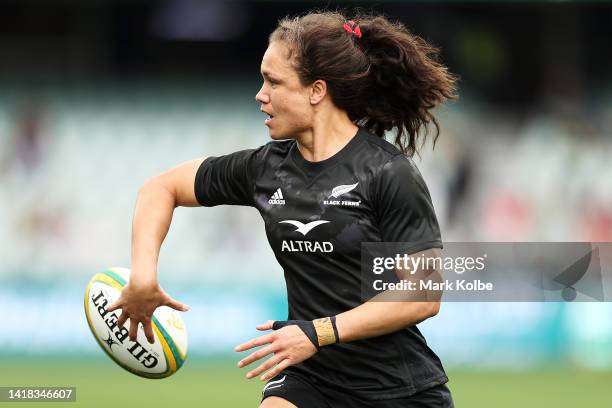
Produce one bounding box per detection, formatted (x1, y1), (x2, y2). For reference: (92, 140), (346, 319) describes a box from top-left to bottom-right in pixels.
(84, 267), (188, 378)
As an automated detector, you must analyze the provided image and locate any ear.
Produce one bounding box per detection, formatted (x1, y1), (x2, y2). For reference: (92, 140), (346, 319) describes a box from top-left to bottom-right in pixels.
(309, 80), (327, 105)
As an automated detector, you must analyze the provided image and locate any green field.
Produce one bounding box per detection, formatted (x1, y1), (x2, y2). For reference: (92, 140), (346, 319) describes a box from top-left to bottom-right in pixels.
(1, 358), (611, 407)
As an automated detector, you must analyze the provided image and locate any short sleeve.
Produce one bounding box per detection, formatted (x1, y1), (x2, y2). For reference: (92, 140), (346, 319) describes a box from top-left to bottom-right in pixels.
(194, 148), (261, 207)
(373, 155), (442, 252)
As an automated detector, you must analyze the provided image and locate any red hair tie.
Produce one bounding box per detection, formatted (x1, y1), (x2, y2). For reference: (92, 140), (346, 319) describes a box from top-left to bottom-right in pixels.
(343, 20), (362, 39)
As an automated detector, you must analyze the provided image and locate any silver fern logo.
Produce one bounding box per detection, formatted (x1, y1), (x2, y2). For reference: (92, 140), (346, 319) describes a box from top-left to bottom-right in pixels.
(324, 182), (361, 207)
(329, 182), (359, 198)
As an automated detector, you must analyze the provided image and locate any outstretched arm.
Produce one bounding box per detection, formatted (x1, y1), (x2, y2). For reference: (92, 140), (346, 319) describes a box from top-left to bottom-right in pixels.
(130, 158), (204, 283)
(107, 158), (205, 343)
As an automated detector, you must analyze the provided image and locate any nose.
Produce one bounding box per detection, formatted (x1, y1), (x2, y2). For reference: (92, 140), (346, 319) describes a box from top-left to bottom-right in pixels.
(255, 84), (270, 104)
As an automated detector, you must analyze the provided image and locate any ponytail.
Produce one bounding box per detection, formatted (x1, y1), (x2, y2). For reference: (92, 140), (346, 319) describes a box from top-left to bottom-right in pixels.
(270, 11), (458, 157)
(358, 16), (458, 156)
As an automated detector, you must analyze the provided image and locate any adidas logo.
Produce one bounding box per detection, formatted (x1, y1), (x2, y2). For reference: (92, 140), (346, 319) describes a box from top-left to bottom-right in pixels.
(268, 188), (286, 205)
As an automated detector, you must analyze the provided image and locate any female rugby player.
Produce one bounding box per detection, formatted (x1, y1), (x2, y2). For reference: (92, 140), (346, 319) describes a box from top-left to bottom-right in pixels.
(108, 11), (458, 408)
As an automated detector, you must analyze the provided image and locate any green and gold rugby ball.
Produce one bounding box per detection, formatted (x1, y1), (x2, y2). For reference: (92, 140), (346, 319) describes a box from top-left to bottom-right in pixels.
(84, 267), (188, 378)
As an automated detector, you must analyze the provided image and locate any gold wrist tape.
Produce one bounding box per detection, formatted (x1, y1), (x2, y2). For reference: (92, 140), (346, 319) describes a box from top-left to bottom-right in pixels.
(313, 317), (337, 347)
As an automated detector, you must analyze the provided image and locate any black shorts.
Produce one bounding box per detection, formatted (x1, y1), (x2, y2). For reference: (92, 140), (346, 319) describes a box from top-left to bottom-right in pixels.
(261, 372), (454, 408)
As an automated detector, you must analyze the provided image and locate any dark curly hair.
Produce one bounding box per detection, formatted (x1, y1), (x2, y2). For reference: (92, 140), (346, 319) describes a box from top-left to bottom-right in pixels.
(269, 10), (459, 157)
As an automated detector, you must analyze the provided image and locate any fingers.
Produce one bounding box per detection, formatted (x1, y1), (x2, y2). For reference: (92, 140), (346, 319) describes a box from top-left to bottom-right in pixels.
(235, 333), (274, 352)
(238, 345), (275, 369)
(106, 299), (123, 313)
(143, 318), (155, 344)
(256, 320), (275, 331)
(128, 317), (139, 341)
(110, 287), (185, 343)
(117, 311), (129, 329)
(260, 359), (291, 382)
(165, 297), (190, 312)
(245, 354), (284, 379)
(116, 313), (154, 344)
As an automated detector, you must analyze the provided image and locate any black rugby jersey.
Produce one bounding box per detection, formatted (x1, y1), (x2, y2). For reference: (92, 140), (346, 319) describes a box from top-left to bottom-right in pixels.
(195, 128), (448, 400)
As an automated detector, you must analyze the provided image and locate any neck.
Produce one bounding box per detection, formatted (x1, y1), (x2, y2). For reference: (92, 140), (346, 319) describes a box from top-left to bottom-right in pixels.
(295, 109), (359, 162)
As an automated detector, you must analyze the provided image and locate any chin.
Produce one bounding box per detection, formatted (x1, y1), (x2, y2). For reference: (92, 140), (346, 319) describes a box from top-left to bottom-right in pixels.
(268, 128), (294, 141)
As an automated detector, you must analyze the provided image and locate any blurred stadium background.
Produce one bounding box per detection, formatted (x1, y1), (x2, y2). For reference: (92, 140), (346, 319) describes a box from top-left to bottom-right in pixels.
(1, 0), (612, 407)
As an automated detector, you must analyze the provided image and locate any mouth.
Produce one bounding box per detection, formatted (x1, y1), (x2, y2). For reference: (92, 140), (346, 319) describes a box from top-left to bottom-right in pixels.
(264, 114), (274, 126)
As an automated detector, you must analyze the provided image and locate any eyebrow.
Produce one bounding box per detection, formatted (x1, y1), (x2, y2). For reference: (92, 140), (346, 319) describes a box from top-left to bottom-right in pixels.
(261, 70), (280, 80)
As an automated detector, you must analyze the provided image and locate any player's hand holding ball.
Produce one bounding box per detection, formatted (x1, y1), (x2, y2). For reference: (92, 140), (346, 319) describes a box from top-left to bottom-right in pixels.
(107, 274), (190, 344)
(84, 267), (189, 378)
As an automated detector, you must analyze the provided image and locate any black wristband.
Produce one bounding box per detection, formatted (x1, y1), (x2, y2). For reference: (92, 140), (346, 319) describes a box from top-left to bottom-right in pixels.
(272, 320), (319, 349)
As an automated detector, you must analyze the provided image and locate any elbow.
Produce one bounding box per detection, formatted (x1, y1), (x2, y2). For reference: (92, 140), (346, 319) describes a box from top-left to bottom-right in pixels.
(428, 302), (441, 318)
(138, 177), (178, 208)
(404, 302), (441, 326)
(139, 176), (161, 192)
(420, 302), (440, 321)
(138, 178), (161, 199)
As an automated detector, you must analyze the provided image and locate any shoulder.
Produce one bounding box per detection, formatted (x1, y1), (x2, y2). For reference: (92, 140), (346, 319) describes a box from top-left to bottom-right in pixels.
(360, 129), (403, 158)
(354, 130), (430, 202)
(201, 139), (294, 177)
(251, 139), (294, 162)
(358, 129), (407, 170)
(260, 139), (294, 154)
(356, 129), (422, 180)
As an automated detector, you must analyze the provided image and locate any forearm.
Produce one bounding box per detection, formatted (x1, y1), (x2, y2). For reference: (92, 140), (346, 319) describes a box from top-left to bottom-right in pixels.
(335, 299), (440, 343)
(130, 179), (176, 286)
